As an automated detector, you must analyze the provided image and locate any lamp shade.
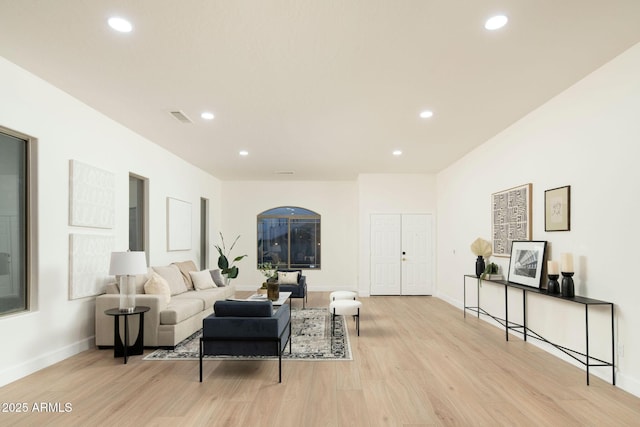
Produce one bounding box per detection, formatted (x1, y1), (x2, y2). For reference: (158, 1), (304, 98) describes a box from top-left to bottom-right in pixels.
(109, 251), (147, 276)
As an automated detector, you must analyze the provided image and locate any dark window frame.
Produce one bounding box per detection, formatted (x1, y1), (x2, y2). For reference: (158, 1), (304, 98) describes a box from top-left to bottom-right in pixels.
(257, 207), (321, 270)
(0, 126), (36, 317)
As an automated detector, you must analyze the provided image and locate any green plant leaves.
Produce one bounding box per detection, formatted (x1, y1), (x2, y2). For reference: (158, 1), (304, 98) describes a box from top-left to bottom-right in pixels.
(215, 233), (246, 281)
(218, 255), (229, 270)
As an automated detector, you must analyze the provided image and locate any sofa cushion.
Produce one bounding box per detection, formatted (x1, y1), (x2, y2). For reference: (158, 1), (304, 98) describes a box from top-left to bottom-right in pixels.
(135, 270), (150, 294)
(213, 300), (273, 317)
(159, 298), (204, 325)
(173, 260), (198, 290)
(152, 264), (188, 296)
(210, 269), (226, 287)
(190, 269), (216, 290)
(278, 271), (299, 285)
(180, 288), (223, 310)
(143, 272), (171, 305)
(105, 282), (119, 294)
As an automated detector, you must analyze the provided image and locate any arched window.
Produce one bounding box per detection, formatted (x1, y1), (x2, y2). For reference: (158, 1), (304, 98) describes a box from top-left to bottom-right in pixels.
(257, 207), (321, 269)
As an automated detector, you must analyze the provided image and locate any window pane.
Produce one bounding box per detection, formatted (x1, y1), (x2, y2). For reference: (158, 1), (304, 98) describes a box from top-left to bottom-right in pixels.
(257, 207), (320, 270)
(0, 131), (27, 316)
(128, 175), (145, 251)
(258, 217), (288, 268)
(290, 219), (320, 268)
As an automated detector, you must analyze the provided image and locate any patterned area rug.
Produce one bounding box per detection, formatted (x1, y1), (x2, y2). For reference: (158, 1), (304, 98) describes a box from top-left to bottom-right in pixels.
(143, 308), (352, 361)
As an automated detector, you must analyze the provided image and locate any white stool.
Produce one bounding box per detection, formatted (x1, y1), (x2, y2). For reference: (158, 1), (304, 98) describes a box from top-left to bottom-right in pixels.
(329, 299), (362, 336)
(329, 290), (357, 301)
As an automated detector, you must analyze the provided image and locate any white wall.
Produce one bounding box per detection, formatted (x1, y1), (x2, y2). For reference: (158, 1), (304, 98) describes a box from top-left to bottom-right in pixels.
(357, 174), (437, 296)
(0, 57), (222, 386)
(220, 180), (358, 291)
(436, 42), (640, 396)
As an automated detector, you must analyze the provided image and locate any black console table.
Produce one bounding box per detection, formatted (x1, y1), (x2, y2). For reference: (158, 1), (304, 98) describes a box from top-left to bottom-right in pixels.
(463, 275), (614, 385)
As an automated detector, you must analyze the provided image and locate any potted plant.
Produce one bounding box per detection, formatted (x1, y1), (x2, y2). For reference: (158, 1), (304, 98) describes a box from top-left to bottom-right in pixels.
(257, 262), (278, 295)
(214, 233), (247, 285)
(481, 262), (502, 280)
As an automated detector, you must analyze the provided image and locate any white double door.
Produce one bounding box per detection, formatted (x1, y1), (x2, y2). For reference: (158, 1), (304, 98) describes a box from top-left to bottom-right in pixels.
(370, 214), (433, 295)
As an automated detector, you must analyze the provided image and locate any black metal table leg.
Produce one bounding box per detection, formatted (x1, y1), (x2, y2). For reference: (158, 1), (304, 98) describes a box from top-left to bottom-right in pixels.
(611, 304), (616, 385)
(523, 290), (527, 342)
(477, 278), (480, 319)
(505, 285), (509, 341)
(586, 305), (590, 385)
(463, 276), (466, 318)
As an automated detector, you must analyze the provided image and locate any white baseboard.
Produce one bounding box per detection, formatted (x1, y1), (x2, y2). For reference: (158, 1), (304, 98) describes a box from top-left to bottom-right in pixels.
(0, 337), (94, 387)
(615, 371), (640, 397)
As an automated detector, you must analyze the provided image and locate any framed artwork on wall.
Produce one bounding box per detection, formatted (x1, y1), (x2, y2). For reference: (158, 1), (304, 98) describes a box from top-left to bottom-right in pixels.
(69, 160), (115, 229)
(545, 185), (571, 231)
(507, 240), (547, 288)
(491, 183), (532, 257)
(69, 233), (114, 299)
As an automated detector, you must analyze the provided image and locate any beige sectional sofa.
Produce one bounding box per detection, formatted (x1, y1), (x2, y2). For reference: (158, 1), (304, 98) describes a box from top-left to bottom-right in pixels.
(95, 261), (235, 348)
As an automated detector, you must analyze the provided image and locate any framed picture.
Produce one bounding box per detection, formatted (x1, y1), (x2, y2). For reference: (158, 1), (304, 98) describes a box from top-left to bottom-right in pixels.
(545, 185), (571, 231)
(507, 240), (547, 288)
(492, 183), (532, 257)
(69, 160), (115, 229)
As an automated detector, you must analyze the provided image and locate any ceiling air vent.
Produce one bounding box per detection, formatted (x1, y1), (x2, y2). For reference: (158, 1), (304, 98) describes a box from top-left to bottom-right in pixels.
(274, 171), (295, 175)
(169, 110), (193, 123)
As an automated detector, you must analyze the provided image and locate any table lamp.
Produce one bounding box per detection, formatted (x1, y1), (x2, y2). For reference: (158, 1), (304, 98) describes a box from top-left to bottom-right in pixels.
(109, 251), (147, 312)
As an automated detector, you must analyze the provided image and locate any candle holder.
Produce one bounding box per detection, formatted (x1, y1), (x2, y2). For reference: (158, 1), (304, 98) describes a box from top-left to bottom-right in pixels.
(547, 274), (560, 294)
(561, 272), (575, 297)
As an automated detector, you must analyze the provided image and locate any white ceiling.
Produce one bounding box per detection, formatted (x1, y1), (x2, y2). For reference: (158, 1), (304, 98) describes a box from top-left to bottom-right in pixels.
(1, 1), (640, 180)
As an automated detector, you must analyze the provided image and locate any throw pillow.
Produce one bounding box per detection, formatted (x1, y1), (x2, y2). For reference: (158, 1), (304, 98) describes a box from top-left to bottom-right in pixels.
(190, 269), (217, 290)
(144, 272), (171, 305)
(210, 269), (226, 287)
(152, 264), (188, 296)
(104, 282), (119, 294)
(278, 271), (299, 285)
(172, 260), (198, 290)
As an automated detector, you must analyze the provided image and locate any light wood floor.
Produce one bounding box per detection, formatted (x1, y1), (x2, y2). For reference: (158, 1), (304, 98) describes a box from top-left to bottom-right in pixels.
(1, 292), (639, 426)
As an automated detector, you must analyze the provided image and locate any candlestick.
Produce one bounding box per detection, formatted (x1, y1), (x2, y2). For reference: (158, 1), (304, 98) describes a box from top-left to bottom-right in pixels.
(561, 272), (575, 297)
(560, 253), (574, 273)
(547, 274), (560, 294)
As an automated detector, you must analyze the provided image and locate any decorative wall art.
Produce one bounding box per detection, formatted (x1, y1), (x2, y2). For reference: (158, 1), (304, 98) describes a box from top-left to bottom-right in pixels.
(545, 185), (571, 231)
(69, 160), (115, 228)
(492, 183), (532, 257)
(69, 233), (115, 299)
(167, 197), (192, 251)
(507, 240), (547, 288)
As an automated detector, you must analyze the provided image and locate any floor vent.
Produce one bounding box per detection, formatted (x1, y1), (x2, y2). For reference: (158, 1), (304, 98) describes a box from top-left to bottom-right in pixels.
(169, 110), (193, 123)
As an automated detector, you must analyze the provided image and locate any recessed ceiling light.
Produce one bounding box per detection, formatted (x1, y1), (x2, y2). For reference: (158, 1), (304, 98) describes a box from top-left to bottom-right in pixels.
(419, 110), (434, 119)
(108, 17), (133, 33)
(201, 112), (215, 120)
(485, 15), (508, 30)
(393, 150), (402, 156)
(239, 150), (249, 156)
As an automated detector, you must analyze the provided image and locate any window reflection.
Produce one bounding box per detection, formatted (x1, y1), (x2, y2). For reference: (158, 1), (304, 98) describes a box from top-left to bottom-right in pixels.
(257, 207), (320, 269)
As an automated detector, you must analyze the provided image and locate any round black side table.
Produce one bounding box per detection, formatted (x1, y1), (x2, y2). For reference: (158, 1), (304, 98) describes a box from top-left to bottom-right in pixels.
(104, 306), (150, 364)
